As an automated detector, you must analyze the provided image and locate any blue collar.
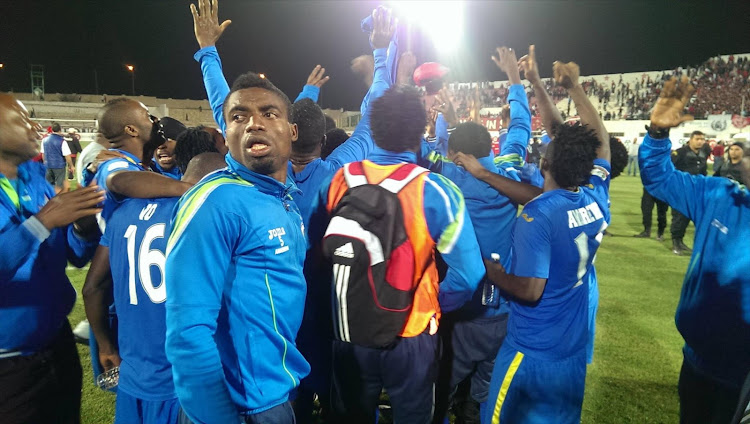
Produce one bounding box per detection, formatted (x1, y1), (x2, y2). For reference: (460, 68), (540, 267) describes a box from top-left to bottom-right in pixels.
(478, 156), (497, 172)
(225, 153), (301, 199)
(0, 161), (42, 217)
(367, 146), (417, 165)
(287, 158), (323, 184)
(109, 149), (145, 168)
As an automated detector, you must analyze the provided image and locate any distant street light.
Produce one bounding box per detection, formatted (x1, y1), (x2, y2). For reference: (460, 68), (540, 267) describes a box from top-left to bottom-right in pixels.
(0, 63), (4, 69)
(259, 73), (266, 79)
(126, 64), (135, 95)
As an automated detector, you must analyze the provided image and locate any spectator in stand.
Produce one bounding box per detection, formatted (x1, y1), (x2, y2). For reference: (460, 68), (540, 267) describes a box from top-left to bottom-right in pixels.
(669, 130), (708, 255)
(42, 123), (75, 193)
(714, 141), (746, 181)
(712, 140), (725, 171)
(627, 138), (639, 176)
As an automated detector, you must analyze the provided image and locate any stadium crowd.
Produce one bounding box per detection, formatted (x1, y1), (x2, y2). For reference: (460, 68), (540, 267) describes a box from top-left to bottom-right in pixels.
(1, 2), (749, 424)
(449, 54), (750, 122)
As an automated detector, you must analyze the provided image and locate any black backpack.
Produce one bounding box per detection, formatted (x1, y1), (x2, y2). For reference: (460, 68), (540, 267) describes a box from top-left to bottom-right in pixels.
(322, 162), (427, 348)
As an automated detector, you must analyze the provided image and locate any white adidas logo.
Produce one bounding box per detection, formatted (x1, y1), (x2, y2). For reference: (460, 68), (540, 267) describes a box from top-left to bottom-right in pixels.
(334, 242), (355, 259)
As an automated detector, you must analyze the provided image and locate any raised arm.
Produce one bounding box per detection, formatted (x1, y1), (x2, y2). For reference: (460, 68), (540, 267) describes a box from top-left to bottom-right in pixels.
(519, 45), (563, 133)
(639, 76), (710, 221)
(492, 46), (532, 170)
(325, 7), (396, 167)
(554, 61), (610, 161)
(190, 0), (232, 131)
(107, 171), (192, 199)
(295, 65), (329, 103)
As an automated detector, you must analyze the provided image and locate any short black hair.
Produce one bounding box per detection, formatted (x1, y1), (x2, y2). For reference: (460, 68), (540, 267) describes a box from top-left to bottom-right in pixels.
(97, 98), (138, 139)
(291, 98), (326, 155)
(609, 137), (628, 179)
(546, 123), (601, 188)
(223, 72), (292, 122)
(51, 122), (61, 132)
(325, 115), (337, 132)
(322, 128), (349, 159)
(690, 130), (704, 138)
(174, 127), (221, 174)
(448, 122), (492, 158)
(370, 85), (427, 152)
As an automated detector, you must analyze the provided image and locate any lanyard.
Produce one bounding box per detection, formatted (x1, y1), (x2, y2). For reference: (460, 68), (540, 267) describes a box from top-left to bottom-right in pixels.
(0, 177), (20, 211)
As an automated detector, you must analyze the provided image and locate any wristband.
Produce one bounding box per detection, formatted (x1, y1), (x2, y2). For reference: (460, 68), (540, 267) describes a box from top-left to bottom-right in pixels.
(645, 125), (669, 140)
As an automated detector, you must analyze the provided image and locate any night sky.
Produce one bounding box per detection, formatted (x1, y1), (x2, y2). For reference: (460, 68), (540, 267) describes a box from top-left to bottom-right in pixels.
(1, 0), (748, 110)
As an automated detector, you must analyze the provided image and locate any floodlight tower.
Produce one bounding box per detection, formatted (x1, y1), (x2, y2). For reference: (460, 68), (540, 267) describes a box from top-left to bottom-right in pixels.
(30, 64), (45, 100)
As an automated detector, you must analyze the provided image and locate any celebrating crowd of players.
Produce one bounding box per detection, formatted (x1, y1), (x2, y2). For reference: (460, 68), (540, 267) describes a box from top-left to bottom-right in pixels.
(1, 2), (749, 424)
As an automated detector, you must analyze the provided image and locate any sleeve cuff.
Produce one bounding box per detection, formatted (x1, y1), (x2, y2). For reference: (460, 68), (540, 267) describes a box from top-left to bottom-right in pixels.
(508, 84), (526, 101)
(23, 216), (51, 242)
(194, 45), (218, 62)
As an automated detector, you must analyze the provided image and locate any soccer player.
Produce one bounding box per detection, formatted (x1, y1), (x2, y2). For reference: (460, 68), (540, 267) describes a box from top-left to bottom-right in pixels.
(473, 59), (611, 423)
(639, 76), (750, 424)
(420, 46), (531, 423)
(307, 85), (484, 424)
(152, 116), (187, 180)
(0, 93), (104, 424)
(83, 153), (226, 424)
(165, 72), (309, 424)
(189, 0), (396, 224)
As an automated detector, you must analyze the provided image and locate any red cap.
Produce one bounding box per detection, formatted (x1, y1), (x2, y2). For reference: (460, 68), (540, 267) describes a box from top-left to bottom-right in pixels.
(413, 62), (449, 86)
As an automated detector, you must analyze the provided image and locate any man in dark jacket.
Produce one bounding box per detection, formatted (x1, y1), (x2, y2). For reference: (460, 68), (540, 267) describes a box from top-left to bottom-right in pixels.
(669, 130), (707, 255)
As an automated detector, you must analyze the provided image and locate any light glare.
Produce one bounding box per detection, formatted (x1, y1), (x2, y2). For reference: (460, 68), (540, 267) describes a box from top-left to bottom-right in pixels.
(389, 1), (464, 52)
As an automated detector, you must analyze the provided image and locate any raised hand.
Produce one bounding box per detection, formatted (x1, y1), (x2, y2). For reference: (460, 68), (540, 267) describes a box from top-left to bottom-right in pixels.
(35, 185), (105, 230)
(370, 6), (397, 50)
(518, 45), (541, 85)
(85, 149), (128, 176)
(553, 61), (580, 89)
(306, 65), (330, 88)
(492, 47), (521, 84)
(396, 51), (417, 86)
(453, 152), (489, 179)
(650, 76), (695, 129)
(432, 88), (459, 127)
(190, 0), (232, 49)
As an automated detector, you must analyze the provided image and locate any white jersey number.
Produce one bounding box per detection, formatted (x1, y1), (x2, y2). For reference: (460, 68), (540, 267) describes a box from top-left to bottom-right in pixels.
(124, 224), (167, 305)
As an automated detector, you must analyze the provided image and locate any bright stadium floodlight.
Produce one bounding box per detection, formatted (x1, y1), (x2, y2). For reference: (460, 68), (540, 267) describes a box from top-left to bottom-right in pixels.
(389, 1), (465, 52)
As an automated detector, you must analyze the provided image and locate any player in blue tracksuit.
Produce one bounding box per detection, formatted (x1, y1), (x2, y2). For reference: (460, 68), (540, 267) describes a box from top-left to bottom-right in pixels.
(639, 76), (750, 424)
(165, 70), (309, 423)
(83, 154), (226, 424)
(192, 4), (396, 225)
(0, 93), (104, 424)
(481, 124), (611, 424)
(420, 46), (532, 423)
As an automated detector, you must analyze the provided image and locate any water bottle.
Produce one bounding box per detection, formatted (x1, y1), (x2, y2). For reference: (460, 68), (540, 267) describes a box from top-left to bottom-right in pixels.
(96, 366), (120, 390)
(482, 253), (501, 308)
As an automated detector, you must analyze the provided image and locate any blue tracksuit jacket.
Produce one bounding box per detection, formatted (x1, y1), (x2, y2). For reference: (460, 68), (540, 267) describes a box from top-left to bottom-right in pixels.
(0, 161), (98, 356)
(164, 153), (309, 423)
(640, 133), (750, 388)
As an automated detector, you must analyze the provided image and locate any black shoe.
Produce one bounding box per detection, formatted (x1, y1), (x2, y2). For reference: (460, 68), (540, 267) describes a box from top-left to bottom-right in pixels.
(678, 241), (692, 252)
(656, 234), (664, 242)
(672, 239), (683, 255)
(634, 231), (650, 238)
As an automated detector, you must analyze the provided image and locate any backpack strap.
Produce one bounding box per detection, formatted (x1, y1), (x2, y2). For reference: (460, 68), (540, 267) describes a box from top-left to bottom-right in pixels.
(343, 162), (369, 188)
(378, 164), (428, 194)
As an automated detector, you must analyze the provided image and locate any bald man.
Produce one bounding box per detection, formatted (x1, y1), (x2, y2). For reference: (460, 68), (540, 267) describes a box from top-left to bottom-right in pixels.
(0, 93), (104, 424)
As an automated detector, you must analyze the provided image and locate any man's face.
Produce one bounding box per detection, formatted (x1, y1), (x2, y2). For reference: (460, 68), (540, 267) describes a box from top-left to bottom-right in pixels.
(0, 95), (42, 162)
(224, 87), (297, 182)
(728, 145), (744, 162)
(129, 102), (165, 149)
(154, 138), (177, 171)
(688, 134), (706, 151)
